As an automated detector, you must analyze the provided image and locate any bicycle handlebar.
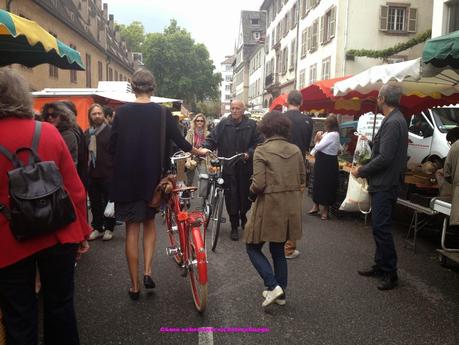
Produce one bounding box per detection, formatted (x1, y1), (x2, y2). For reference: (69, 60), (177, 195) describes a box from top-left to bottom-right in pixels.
(171, 151), (191, 162)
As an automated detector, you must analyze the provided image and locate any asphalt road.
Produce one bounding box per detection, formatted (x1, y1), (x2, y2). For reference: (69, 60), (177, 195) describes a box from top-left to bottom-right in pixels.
(73, 197), (459, 345)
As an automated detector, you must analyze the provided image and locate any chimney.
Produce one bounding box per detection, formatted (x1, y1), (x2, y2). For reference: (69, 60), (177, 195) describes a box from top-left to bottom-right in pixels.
(109, 14), (114, 30)
(96, 0), (102, 10)
(103, 3), (108, 20)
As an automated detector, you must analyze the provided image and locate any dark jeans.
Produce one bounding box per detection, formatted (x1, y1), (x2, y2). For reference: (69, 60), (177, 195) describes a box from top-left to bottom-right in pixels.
(246, 242), (287, 292)
(88, 177), (115, 231)
(0, 244), (79, 345)
(371, 187), (398, 272)
(223, 170), (251, 228)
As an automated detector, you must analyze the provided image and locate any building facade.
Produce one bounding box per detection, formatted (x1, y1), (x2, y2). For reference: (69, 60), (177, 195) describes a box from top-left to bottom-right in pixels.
(2, 0), (134, 91)
(260, 0), (434, 106)
(248, 45), (265, 110)
(220, 55), (235, 114)
(432, 0), (459, 38)
(232, 10), (266, 105)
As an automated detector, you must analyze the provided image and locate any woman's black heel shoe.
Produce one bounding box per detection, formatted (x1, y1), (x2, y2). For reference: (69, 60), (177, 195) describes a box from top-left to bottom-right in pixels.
(143, 275), (156, 289)
(128, 288), (140, 300)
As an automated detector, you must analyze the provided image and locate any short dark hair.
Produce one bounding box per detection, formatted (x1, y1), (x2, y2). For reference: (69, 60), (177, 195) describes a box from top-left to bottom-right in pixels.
(287, 90), (303, 107)
(447, 127), (459, 144)
(0, 67), (34, 119)
(258, 111), (291, 139)
(131, 68), (156, 94)
(325, 114), (339, 132)
(103, 105), (113, 118)
(379, 83), (402, 107)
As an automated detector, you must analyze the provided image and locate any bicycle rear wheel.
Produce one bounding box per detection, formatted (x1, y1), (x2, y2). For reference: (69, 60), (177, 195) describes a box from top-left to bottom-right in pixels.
(209, 189), (224, 252)
(188, 227), (208, 312)
(165, 204), (182, 266)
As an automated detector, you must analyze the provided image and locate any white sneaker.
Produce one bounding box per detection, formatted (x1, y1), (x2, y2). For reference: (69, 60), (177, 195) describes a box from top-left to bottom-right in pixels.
(102, 230), (113, 241)
(285, 249), (300, 259)
(262, 290), (286, 305)
(88, 230), (103, 240)
(262, 285), (284, 307)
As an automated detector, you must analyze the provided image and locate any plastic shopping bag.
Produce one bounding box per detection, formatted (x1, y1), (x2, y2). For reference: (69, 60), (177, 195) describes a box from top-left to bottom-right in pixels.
(353, 136), (372, 165)
(339, 174), (371, 214)
(104, 201), (115, 218)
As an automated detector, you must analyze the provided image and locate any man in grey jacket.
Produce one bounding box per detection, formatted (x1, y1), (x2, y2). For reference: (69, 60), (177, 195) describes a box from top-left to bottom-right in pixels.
(352, 83), (408, 291)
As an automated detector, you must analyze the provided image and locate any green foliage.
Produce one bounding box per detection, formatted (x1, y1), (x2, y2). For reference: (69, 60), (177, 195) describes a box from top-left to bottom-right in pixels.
(346, 30), (431, 59)
(138, 19), (221, 105)
(118, 21), (145, 52)
(195, 100), (222, 119)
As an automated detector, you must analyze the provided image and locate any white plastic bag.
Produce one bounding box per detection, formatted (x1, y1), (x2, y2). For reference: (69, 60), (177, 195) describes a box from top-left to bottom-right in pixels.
(353, 136), (372, 165)
(339, 174), (371, 214)
(104, 201), (115, 218)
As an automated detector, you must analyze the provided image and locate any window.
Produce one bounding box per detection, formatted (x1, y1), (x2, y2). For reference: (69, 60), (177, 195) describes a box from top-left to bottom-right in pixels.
(447, 1), (459, 33)
(98, 61), (103, 81)
(320, 6), (336, 44)
(48, 32), (59, 78)
(299, 69), (306, 88)
(85, 54), (92, 87)
(290, 4), (297, 30)
(380, 5), (417, 33)
(310, 20), (318, 52)
(301, 28), (308, 57)
(251, 18), (259, 25)
(409, 114), (433, 138)
(309, 63), (317, 85)
(225, 75), (232, 82)
(322, 57), (331, 80)
(253, 31), (261, 40)
(225, 85), (231, 91)
(70, 44), (78, 83)
(108, 67), (113, 81)
(225, 95), (232, 100)
(290, 38), (296, 71)
(281, 47), (288, 75)
(115, 70), (118, 81)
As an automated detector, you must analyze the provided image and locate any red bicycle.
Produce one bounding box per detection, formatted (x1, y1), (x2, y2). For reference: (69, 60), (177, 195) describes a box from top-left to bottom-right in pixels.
(164, 151), (208, 312)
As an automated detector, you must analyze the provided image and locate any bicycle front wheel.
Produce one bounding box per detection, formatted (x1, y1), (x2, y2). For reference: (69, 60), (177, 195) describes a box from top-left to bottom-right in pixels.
(188, 226), (208, 312)
(209, 189), (224, 252)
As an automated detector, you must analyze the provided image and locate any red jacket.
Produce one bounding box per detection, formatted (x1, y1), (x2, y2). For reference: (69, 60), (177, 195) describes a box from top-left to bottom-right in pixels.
(0, 118), (91, 268)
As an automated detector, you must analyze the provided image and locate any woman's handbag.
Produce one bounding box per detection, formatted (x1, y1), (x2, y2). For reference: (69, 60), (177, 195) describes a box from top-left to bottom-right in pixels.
(103, 202), (115, 218)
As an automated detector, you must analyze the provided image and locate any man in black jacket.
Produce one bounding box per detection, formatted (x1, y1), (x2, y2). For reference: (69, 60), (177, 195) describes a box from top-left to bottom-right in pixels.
(284, 90), (312, 259)
(352, 83), (408, 290)
(203, 100), (263, 240)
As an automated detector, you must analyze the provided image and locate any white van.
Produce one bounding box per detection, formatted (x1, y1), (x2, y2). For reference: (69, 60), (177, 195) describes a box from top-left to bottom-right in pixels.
(407, 107), (459, 165)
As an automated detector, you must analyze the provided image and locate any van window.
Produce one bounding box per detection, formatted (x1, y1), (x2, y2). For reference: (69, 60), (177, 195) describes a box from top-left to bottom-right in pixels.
(432, 108), (459, 133)
(409, 113), (433, 138)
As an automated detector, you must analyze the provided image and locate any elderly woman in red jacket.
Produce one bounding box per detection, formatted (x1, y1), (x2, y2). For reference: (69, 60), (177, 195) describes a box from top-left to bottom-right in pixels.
(0, 68), (90, 345)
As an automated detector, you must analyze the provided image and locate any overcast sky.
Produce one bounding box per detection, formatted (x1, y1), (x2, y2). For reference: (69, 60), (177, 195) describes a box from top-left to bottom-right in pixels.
(105, 0), (262, 71)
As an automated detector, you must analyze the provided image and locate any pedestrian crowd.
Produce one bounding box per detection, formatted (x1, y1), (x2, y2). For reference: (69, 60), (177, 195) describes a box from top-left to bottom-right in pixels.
(0, 67), (408, 345)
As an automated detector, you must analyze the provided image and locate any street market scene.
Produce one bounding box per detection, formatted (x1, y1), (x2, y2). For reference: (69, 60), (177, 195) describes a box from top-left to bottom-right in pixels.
(0, 0), (459, 344)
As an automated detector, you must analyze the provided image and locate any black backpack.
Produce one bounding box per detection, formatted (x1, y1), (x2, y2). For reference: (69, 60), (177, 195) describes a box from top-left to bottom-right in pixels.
(0, 121), (76, 241)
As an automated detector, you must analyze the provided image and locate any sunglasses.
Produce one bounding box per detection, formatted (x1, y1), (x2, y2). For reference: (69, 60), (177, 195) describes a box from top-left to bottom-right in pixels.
(45, 112), (59, 119)
(195, 119), (204, 123)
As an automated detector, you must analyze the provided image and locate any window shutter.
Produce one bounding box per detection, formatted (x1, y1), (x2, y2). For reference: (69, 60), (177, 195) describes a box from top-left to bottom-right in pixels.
(379, 5), (388, 31)
(320, 15), (325, 44)
(408, 8), (417, 33)
(301, 29), (307, 57)
(307, 26), (312, 52)
(330, 6), (336, 38)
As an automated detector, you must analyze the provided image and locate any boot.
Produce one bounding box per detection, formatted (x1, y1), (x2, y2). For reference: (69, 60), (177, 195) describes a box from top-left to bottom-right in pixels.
(377, 271), (398, 291)
(230, 226), (239, 241)
(358, 265), (384, 278)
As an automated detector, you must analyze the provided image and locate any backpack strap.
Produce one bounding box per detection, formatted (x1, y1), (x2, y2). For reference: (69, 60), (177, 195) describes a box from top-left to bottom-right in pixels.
(159, 106), (167, 175)
(0, 144), (14, 162)
(29, 121), (42, 165)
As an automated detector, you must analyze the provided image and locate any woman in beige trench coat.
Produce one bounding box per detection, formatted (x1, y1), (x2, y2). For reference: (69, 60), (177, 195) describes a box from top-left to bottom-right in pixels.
(243, 111), (305, 308)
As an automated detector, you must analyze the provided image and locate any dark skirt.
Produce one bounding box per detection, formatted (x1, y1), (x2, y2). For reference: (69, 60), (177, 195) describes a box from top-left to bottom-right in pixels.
(312, 151), (339, 206)
(115, 200), (157, 223)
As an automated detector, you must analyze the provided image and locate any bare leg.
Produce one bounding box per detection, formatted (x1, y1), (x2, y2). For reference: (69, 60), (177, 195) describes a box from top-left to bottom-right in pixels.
(143, 218), (157, 276)
(125, 222), (141, 292)
(321, 205), (329, 220)
(308, 203), (320, 214)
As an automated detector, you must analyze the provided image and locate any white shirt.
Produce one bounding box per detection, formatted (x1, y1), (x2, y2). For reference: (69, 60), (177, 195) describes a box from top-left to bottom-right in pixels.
(311, 131), (340, 156)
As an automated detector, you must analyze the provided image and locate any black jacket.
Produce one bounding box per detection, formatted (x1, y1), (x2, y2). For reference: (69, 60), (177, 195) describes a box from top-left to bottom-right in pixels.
(359, 108), (408, 192)
(84, 125), (113, 179)
(203, 115), (262, 175)
(285, 110), (313, 154)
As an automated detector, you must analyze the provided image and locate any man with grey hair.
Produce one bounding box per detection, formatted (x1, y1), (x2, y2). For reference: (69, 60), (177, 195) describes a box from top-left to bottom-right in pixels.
(202, 99), (262, 240)
(352, 83), (408, 290)
(284, 90), (312, 259)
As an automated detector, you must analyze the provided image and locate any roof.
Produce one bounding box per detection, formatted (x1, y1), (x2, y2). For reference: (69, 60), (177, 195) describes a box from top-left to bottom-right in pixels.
(260, 0), (273, 11)
(221, 55), (235, 65)
(240, 11), (266, 46)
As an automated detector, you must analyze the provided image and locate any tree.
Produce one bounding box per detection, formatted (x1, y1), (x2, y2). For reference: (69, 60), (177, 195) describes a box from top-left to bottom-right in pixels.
(142, 20), (221, 105)
(118, 21), (145, 52)
(195, 100), (222, 119)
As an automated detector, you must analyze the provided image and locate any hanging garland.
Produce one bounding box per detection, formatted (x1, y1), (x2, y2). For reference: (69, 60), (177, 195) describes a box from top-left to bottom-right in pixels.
(346, 30), (431, 59)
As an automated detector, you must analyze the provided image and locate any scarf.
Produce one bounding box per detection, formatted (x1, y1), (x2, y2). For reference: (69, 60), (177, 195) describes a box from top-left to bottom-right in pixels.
(194, 128), (205, 148)
(88, 123), (106, 168)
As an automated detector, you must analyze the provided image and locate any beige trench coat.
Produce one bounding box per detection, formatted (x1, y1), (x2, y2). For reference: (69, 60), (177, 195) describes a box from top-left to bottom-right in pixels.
(243, 136), (305, 244)
(444, 140), (459, 225)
